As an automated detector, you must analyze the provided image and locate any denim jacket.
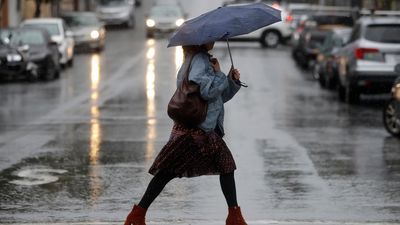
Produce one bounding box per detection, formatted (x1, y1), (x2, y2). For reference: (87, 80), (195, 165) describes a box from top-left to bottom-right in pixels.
(176, 52), (241, 135)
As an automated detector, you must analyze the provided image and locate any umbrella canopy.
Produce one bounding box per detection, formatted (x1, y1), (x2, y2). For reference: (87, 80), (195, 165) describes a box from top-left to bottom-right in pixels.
(168, 2), (281, 47)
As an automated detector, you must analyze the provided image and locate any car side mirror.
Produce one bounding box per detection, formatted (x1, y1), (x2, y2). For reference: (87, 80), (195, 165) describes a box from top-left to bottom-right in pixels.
(395, 64), (400, 74)
(18, 44), (30, 53)
(66, 30), (74, 38)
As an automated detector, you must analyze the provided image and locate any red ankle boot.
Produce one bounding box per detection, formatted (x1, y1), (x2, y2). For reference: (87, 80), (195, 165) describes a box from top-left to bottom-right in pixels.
(226, 206), (248, 225)
(124, 205), (147, 225)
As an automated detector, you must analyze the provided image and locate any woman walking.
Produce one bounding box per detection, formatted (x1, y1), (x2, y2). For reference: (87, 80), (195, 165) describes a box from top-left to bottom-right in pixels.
(124, 42), (247, 225)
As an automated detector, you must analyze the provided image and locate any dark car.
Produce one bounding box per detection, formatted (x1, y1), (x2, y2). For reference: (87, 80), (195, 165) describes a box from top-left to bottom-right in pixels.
(61, 12), (106, 52)
(0, 29), (33, 81)
(10, 28), (60, 81)
(292, 13), (354, 69)
(314, 27), (352, 89)
(383, 64), (400, 137)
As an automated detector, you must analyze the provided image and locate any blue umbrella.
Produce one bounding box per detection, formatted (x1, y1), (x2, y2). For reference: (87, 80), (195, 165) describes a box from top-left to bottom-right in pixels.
(168, 3), (281, 47)
(168, 2), (281, 85)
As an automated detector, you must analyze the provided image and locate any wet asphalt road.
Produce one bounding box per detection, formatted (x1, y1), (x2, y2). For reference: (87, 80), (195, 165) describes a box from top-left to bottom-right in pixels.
(1, 1), (400, 224)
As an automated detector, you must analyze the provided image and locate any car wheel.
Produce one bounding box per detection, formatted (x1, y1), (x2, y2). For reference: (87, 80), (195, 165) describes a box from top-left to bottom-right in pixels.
(338, 83), (346, 102)
(67, 57), (74, 67)
(42, 58), (57, 81)
(146, 32), (154, 38)
(95, 45), (104, 52)
(345, 85), (360, 104)
(261, 30), (280, 48)
(127, 16), (135, 29)
(325, 75), (337, 90)
(383, 99), (400, 137)
(318, 72), (326, 89)
(27, 71), (39, 82)
(313, 63), (321, 80)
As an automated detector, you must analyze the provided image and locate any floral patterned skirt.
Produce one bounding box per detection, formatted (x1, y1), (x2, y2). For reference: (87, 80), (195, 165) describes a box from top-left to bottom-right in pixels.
(148, 123), (237, 178)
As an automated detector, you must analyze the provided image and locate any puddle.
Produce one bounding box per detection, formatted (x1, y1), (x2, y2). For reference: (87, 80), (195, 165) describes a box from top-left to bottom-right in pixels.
(9, 167), (68, 186)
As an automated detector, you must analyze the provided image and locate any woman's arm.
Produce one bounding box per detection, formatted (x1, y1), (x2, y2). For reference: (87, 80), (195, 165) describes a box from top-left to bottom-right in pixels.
(222, 76), (241, 103)
(189, 54), (229, 101)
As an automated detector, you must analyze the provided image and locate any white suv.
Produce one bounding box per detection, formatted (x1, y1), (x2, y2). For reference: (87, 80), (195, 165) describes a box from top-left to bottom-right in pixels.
(21, 18), (75, 67)
(222, 0), (293, 48)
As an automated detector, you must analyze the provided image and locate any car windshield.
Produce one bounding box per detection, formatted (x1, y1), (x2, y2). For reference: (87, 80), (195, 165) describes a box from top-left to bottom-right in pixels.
(365, 24), (400, 43)
(63, 14), (99, 27)
(11, 30), (46, 46)
(98, 0), (126, 6)
(150, 6), (181, 17)
(23, 23), (60, 36)
(320, 30), (350, 53)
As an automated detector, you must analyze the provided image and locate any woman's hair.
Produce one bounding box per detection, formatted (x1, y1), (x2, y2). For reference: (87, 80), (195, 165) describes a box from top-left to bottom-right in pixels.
(182, 45), (209, 58)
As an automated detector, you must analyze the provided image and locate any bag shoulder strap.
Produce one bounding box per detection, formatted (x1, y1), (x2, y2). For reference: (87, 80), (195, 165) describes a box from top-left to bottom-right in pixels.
(182, 54), (195, 86)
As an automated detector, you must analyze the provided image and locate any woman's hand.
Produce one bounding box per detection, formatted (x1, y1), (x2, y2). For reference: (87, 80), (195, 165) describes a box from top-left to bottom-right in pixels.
(210, 58), (221, 72)
(228, 66), (241, 81)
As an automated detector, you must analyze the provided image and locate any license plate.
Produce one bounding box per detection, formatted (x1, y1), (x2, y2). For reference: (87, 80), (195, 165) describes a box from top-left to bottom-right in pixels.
(387, 54), (400, 63)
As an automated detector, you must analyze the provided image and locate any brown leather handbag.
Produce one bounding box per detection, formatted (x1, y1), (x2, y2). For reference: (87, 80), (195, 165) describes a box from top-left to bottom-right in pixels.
(167, 55), (208, 127)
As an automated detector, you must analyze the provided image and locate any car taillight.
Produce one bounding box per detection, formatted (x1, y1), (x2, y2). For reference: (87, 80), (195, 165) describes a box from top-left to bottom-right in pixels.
(354, 48), (384, 61)
(286, 14), (293, 23)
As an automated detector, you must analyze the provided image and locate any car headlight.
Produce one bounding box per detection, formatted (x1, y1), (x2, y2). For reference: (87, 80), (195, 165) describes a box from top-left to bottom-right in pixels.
(146, 19), (155, 28)
(175, 18), (184, 27)
(90, 30), (100, 39)
(7, 54), (22, 62)
(394, 83), (400, 101)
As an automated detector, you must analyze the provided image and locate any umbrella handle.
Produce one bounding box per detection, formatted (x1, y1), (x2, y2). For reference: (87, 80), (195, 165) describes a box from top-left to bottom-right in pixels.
(226, 39), (248, 88)
(226, 39), (234, 69)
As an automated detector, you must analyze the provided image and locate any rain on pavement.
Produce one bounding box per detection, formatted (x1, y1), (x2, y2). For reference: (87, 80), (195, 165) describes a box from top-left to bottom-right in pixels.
(1, 0), (400, 225)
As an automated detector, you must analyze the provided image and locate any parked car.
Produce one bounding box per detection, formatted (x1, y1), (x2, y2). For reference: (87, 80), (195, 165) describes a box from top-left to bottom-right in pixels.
(9, 28), (61, 81)
(20, 18), (75, 67)
(0, 29), (34, 81)
(61, 12), (106, 52)
(383, 64), (400, 137)
(96, 0), (136, 28)
(289, 6), (353, 46)
(222, 0), (293, 48)
(315, 27), (352, 89)
(336, 16), (400, 103)
(292, 13), (353, 69)
(145, 3), (186, 38)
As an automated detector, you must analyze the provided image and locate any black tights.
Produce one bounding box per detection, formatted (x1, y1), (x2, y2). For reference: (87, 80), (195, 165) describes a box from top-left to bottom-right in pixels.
(138, 172), (238, 209)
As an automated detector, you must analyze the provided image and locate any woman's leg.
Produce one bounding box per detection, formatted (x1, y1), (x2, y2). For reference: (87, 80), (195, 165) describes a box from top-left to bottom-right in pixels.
(138, 171), (175, 209)
(124, 172), (175, 225)
(219, 172), (238, 207)
(221, 172), (248, 225)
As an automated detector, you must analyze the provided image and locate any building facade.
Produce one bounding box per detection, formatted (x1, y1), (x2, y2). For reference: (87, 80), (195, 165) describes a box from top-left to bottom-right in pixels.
(0, 0), (95, 28)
